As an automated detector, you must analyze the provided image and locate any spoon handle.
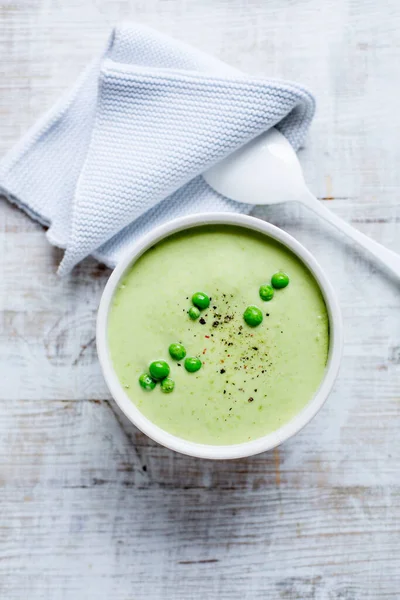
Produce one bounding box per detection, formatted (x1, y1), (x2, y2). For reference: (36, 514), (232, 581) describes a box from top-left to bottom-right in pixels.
(300, 189), (400, 279)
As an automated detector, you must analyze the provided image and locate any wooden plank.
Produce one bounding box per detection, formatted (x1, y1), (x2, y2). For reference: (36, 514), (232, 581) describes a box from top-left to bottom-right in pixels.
(0, 487), (399, 599)
(0, 399), (399, 598)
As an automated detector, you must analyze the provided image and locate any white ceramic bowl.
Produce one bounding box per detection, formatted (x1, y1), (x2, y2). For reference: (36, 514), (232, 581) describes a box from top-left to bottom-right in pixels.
(97, 213), (343, 459)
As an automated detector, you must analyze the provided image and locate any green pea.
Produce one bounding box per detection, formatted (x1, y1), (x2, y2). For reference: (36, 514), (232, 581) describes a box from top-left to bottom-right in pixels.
(271, 271), (289, 289)
(149, 360), (170, 381)
(160, 377), (175, 393)
(188, 306), (200, 320)
(259, 284), (274, 302)
(138, 373), (156, 391)
(184, 357), (202, 373)
(192, 292), (210, 310)
(243, 305), (263, 327)
(169, 343), (186, 361)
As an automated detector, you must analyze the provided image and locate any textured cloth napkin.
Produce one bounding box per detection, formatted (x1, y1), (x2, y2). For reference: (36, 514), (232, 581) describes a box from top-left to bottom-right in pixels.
(0, 23), (315, 275)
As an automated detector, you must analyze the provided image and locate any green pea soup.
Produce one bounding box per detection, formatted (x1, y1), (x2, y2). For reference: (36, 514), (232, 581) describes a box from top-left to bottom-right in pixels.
(108, 225), (329, 445)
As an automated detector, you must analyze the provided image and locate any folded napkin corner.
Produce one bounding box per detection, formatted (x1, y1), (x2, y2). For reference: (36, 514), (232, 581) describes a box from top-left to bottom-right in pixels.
(0, 23), (315, 274)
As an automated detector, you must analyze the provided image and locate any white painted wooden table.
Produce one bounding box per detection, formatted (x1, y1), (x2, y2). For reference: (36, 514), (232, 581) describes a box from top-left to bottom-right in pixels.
(1, 1), (399, 598)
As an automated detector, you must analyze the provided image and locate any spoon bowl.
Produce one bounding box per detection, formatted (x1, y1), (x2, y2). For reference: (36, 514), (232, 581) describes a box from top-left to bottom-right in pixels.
(205, 128), (305, 205)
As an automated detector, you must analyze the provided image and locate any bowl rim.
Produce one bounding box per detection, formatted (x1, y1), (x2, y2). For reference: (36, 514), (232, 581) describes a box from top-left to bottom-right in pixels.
(96, 212), (343, 459)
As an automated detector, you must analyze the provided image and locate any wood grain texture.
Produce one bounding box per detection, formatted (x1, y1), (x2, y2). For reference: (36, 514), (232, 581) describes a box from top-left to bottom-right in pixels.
(0, 1), (400, 599)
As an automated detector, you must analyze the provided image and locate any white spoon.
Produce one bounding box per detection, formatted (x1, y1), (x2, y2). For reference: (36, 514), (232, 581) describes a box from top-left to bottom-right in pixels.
(204, 128), (400, 279)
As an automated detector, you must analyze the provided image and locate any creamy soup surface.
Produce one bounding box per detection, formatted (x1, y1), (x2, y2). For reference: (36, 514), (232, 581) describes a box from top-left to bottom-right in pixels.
(108, 225), (329, 445)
